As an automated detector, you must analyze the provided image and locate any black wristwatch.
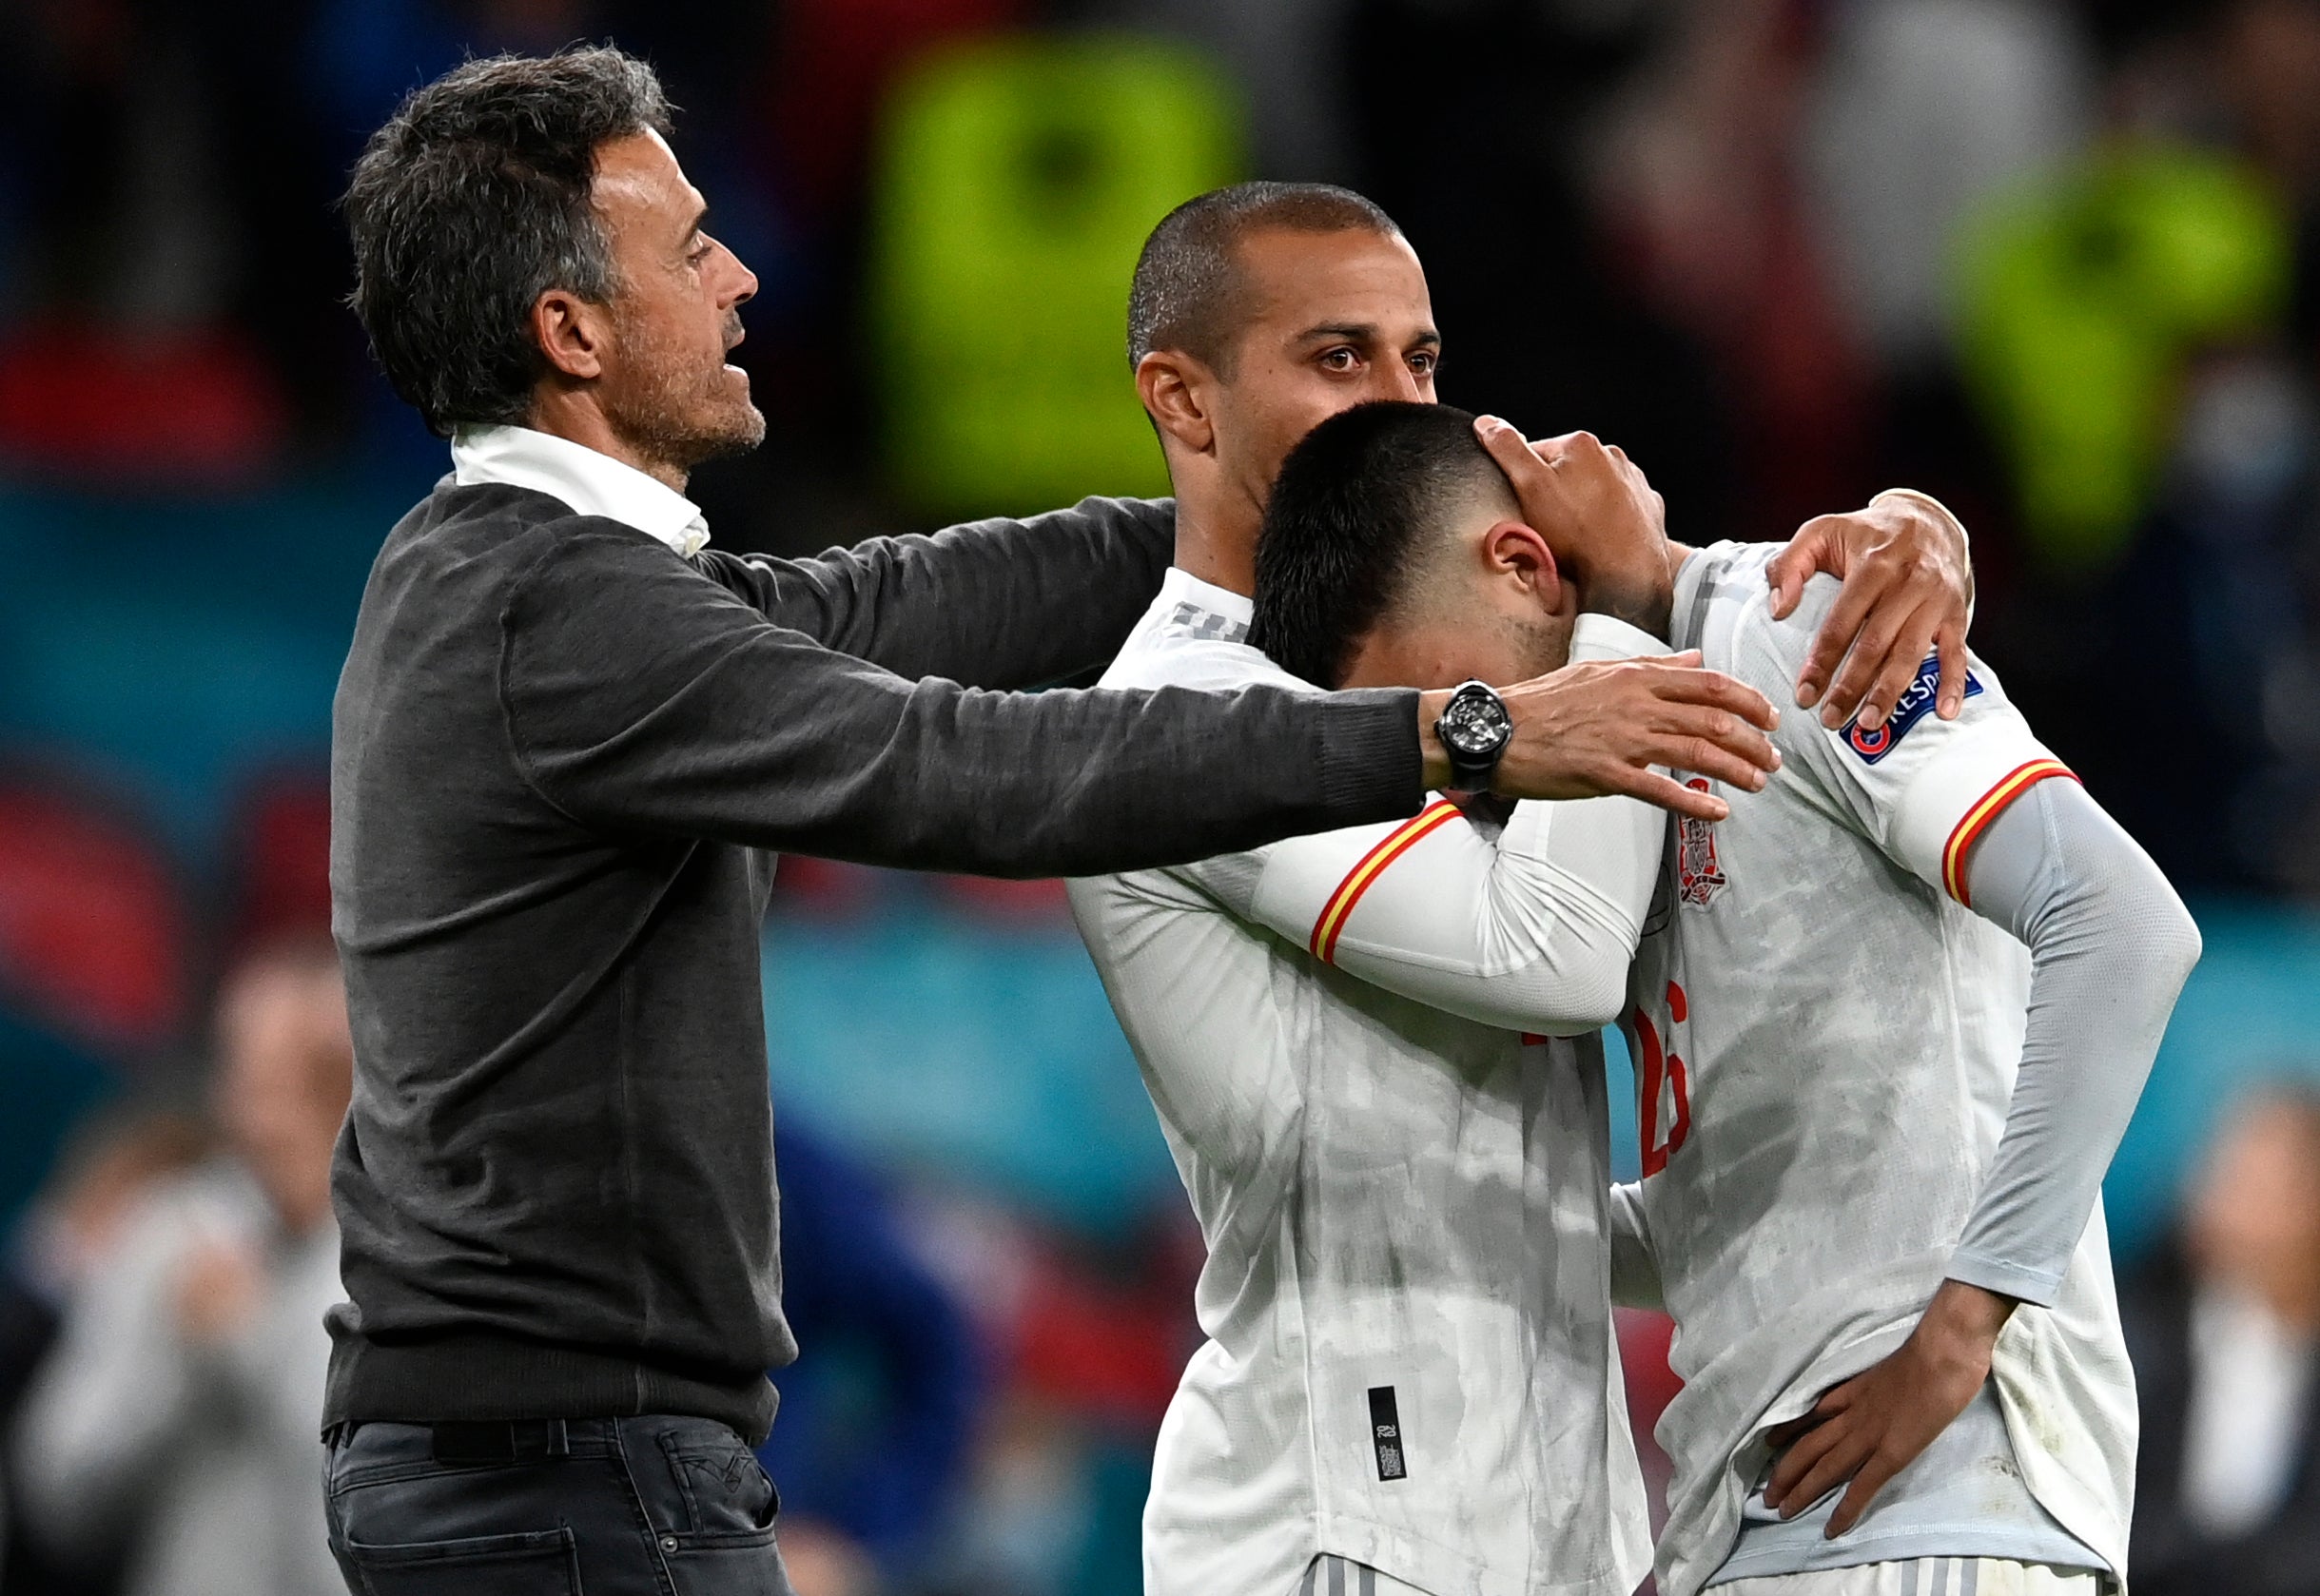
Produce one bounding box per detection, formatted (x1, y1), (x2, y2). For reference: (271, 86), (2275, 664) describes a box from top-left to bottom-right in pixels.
(1434, 679), (1513, 791)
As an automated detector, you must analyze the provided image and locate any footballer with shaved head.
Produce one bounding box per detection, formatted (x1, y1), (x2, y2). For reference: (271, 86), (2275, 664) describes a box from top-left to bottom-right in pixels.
(1066, 183), (1984, 1596)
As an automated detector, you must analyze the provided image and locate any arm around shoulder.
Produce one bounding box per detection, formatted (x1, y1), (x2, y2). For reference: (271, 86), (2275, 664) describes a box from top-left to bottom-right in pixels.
(698, 496), (1175, 689)
(498, 532), (1424, 876)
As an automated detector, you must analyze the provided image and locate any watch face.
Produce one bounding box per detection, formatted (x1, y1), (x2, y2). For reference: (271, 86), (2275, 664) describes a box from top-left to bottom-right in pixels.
(1442, 686), (1512, 756)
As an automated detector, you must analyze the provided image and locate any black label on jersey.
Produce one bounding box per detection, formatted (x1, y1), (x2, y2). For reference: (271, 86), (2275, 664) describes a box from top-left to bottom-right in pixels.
(1368, 1386), (1407, 1481)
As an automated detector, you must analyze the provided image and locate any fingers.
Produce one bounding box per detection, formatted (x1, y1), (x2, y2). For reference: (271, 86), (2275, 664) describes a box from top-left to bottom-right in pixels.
(1636, 661), (1780, 731)
(1820, 593), (1939, 730)
(1763, 1414), (1819, 1451)
(1596, 766), (1733, 823)
(1764, 1389), (1847, 1505)
(1826, 1450), (1907, 1538)
(1795, 557), (1891, 723)
(1647, 714), (1778, 792)
(1764, 1410), (1848, 1510)
(1771, 1418), (1878, 1520)
(1935, 622), (1970, 719)
(1475, 416), (1558, 504)
(1767, 516), (1840, 624)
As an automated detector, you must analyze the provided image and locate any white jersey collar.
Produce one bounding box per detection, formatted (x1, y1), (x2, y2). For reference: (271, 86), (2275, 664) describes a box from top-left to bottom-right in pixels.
(450, 423), (712, 557)
(1155, 566), (1255, 638)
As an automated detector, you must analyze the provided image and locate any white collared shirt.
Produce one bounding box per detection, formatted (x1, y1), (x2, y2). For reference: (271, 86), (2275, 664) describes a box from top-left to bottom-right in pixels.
(450, 424), (712, 557)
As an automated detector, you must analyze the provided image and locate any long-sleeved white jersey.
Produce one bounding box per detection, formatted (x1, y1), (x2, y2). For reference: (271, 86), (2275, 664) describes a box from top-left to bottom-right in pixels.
(1067, 568), (1664, 1596)
(1618, 542), (2153, 1596)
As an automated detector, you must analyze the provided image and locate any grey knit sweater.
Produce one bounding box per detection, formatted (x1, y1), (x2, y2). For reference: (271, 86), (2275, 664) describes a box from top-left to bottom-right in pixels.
(323, 482), (1423, 1440)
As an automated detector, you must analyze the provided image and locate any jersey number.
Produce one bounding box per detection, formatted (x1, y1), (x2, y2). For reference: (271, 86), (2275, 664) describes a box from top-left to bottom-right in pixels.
(1633, 981), (1692, 1177)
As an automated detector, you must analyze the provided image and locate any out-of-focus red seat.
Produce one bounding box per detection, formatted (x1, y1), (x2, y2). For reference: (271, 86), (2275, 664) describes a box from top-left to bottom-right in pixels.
(0, 321), (286, 488)
(0, 777), (185, 1051)
(763, 0), (1024, 223)
(937, 875), (1072, 925)
(230, 772), (334, 949)
(1007, 1221), (1198, 1428)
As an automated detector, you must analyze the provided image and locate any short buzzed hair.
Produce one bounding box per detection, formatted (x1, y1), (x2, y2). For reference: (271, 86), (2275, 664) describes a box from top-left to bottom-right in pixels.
(1126, 182), (1403, 372)
(1250, 401), (1515, 689)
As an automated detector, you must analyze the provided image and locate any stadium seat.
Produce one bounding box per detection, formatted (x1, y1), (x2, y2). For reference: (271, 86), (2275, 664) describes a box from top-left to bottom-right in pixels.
(0, 776), (185, 1053)
(1953, 145), (2290, 574)
(868, 33), (1245, 516)
(0, 322), (286, 488)
(229, 771), (335, 948)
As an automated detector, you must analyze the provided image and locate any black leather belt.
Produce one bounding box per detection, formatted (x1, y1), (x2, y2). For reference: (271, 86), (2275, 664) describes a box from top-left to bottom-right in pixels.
(427, 1418), (571, 1463)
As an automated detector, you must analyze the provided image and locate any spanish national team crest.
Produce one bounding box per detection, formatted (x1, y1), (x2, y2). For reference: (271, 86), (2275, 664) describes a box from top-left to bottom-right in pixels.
(1676, 778), (1726, 907)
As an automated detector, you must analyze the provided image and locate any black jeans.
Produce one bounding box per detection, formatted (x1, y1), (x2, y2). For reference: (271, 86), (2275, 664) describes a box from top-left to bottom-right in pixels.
(322, 1416), (795, 1596)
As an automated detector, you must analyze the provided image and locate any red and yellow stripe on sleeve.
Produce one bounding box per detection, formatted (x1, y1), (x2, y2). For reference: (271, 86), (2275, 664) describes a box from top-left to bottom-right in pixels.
(1941, 758), (2077, 906)
(1308, 800), (1461, 964)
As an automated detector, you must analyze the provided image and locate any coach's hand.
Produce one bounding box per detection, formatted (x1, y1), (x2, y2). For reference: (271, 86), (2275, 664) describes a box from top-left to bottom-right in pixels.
(1761, 1279), (2015, 1537)
(1767, 490), (1975, 732)
(1419, 652), (1779, 823)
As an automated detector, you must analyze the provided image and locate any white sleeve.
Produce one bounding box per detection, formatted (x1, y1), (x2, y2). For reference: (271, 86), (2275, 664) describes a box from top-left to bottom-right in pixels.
(1944, 778), (2199, 1304)
(1744, 582), (2192, 1307)
(1755, 582), (2072, 906)
(1215, 615), (1669, 1036)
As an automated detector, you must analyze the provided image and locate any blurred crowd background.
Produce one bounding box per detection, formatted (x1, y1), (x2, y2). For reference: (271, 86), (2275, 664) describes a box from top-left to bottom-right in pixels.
(2, 0), (2320, 1593)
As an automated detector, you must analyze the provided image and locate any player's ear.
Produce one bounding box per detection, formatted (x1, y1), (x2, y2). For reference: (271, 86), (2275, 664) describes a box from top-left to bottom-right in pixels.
(1484, 519), (1562, 613)
(1137, 349), (1217, 457)
(532, 286), (610, 381)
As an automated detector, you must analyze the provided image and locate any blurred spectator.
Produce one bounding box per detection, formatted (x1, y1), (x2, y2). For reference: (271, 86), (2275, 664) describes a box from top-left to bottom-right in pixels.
(0, 1104), (211, 1596)
(0, 1105), (213, 1416)
(2123, 1083), (2320, 1596)
(1345, 0), (1740, 537)
(1804, 0), (2095, 376)
(757, 1117), (984, 1590)
(1088, 0), (1356, 181)
(1589, 0), (1872, 539)
(10, 937), (352, 1596)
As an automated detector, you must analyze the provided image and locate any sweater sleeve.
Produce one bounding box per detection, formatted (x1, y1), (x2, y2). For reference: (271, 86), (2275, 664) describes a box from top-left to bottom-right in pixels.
(692, 496), (1175, 689)
(498, 529), (1424, 876)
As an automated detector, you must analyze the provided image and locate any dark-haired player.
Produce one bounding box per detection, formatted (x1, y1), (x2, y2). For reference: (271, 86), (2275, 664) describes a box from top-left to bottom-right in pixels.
(1250, 400), (2201, 1596)
(1068, 182), (1981, 1596)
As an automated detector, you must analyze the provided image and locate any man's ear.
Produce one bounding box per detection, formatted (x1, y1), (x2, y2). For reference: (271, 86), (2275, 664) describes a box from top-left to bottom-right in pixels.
(1136, 349), (1218, 457)
(532, 287), (611, 381)
(1481, 518), (1563, 613)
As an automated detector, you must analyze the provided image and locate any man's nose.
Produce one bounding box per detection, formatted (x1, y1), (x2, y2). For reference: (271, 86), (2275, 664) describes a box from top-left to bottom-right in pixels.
(1380, 363), (1426, 402)
(720, 243), (757, 309)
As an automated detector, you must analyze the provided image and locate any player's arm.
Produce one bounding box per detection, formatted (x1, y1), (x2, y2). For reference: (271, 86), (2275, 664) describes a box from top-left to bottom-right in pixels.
(696, 496), (1174, 690)
(1758, 640), (2200, 1534)
(1202, 614), (1667, 1036)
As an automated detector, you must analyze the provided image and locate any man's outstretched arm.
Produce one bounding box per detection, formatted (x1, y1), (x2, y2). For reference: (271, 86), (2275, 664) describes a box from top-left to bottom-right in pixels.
(699, 496), (1178, 691)
(498, 530), (1778, 877)
(1762, 778), (2201, 1534)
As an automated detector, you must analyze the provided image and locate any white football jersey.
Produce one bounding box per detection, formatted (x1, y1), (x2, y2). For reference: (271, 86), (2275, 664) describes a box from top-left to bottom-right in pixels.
(1621, 543), (2135, 1596)
(1068, 568), (1662, 1596)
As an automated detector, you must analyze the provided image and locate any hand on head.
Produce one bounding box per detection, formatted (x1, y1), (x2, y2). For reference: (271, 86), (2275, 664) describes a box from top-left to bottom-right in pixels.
(1472, 416), (1674, 640)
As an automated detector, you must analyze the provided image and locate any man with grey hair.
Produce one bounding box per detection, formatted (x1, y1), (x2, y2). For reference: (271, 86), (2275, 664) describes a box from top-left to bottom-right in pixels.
(323, 49), (1964, 1596)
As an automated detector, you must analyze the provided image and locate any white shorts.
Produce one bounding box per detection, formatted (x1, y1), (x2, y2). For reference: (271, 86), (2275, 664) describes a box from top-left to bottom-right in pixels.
(1294, 1553), (1434, 1596)
(1717, 1559), (2103, 1596)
